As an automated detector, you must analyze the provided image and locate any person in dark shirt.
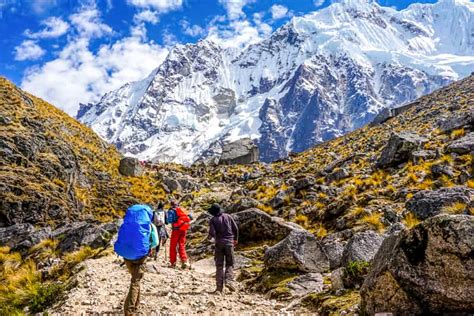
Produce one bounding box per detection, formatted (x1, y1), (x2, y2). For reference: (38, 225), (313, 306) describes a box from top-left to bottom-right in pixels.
(208, 204), (239, 293)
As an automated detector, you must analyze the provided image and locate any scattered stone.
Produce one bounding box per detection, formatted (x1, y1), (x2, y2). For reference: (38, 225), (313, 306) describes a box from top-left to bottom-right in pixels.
(341, 230), (385, 267)
(293, 176), (314, 191)
(361, 215), (474, 314)
(376, 132), (428, 168)
(321, 235), (345, 269)
(447, 132), (474, 154)
(118, 157), (143, 177)
(327, 168), (350, 183)
(436, 110), (474, 133)
(287, 273), (324, 297)
(330, 267), (345, 291)
(219, 138), (259, 165)
(264, 229), (329, 273)
(406, 186), (473, 220)
(163, 177), (182, 192)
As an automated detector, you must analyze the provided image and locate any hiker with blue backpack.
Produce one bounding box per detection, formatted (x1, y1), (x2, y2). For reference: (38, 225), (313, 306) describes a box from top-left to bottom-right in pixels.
(114, 204), (159, 315)
(166, 200), (192, 269)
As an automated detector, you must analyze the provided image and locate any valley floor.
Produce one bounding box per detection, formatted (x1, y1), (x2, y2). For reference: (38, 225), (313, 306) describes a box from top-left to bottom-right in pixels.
(49, 250), (302, 315)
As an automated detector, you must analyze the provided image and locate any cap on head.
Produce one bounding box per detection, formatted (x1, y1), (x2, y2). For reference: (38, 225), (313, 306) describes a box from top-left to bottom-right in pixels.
(170, 200), (178, 208)
(208, 204), (222, 216)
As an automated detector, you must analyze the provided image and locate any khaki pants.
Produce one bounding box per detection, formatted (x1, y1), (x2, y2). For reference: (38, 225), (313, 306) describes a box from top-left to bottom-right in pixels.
(215, 244), (235, 291)
(124, 256), (146, 315)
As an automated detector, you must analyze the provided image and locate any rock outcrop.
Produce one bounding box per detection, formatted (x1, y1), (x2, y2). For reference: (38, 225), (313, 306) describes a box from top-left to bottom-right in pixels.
(219, 138), (259, 165)
(264, 229), (329, 273)
(376, 132), (428, 168)
(447, 132), (474, 154)
(406, 187), (473, 219)
(361, 215), (474, 314)
(118, 157), (143, 177)
(341, 230), (385, 266)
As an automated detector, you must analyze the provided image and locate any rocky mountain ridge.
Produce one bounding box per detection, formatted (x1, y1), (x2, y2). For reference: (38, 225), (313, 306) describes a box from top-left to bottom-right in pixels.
(78, 0), (474, 164)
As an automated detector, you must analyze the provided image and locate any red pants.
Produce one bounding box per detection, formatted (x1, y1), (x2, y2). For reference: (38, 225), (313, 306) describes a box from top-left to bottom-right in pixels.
(170, 229), (187, 264)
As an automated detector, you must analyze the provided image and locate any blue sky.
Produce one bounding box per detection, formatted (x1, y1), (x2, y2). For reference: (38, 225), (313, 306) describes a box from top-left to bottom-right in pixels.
(0, 0), (438, 115)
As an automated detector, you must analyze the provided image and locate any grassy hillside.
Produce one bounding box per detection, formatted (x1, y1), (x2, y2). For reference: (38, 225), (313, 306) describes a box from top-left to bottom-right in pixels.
(0, 77), (165, 226)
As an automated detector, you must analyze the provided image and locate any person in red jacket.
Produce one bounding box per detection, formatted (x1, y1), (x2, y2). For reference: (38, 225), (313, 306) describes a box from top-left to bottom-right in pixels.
(167, 200), (191, 269)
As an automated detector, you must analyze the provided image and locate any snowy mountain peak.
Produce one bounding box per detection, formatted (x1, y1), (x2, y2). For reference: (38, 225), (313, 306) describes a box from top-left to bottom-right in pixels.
(78, 0), (474, 165)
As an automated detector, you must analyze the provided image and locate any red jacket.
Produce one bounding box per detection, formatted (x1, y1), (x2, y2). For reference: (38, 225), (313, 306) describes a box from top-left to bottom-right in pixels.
(172, 207), (191, 231)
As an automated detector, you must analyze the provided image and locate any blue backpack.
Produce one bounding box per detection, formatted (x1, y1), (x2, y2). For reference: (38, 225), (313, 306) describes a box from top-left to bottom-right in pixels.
(114, 204), (154, 260)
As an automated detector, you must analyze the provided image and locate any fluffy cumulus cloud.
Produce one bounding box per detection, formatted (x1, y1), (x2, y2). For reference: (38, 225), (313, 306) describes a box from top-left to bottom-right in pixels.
(218, 0), (255, 20)
(180, 20), (205, 37)
(25, 17), (70, 39)
(14, 40), (46, 61)
(126, 0), (183, 12)
(270, 4), (288, 20)
(314, 0), (325, 7)
(133, 9), (159, 24)
(21, 5), (168, 115)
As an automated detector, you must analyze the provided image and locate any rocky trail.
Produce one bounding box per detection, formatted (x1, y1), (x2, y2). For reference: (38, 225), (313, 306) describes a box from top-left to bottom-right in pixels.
(49, 250), (300, 315)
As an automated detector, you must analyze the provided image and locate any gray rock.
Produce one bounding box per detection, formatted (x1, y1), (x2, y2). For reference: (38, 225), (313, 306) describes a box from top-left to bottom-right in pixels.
(436, 110), (474, 133)
(327, 168), (350, 183)
(219, 138), (259, 165)
(53, 221), (119, 252)
(321, 235), (345, 269)
(118, 157), (143, 177)
(376, 132), (428, 168)
(225, 197), (259, 214)
(264, 229), (330, 273)
(330, 267), (345, 291)
(361, 215), (474, 314)
(0, 223), (52, 251)
(430, 163), (455, 177)
(162, 177), (182, 192)
(293, 176), (314, 191)
(287, 273), (324, 297)
(411, 150), (436, 162)
(341, 230), (385, 267)
(447, 132), (474, 154)
(232, 208), (300, 242)
(406, 186), (473, 220)
(269, 190), (289, 209)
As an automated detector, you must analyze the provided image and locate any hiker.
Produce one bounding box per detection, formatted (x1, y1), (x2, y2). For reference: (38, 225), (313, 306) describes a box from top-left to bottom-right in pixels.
(207, 204), (239, 293)
(152, 202), (169, 260)
(114, 204), (159, 315)
(166, 200), (192, 269)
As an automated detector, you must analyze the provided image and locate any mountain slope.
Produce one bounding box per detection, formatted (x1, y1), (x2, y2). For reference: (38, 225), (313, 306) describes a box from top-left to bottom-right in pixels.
(0, 77), (165, 227)
(78, 0), (474, 164)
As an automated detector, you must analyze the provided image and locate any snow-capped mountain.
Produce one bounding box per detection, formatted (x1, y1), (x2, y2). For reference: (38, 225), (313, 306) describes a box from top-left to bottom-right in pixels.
(77, 0), (474, 165)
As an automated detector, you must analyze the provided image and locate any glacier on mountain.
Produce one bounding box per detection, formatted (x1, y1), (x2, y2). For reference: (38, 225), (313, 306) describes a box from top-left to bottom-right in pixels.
(77, 0), (474, 165)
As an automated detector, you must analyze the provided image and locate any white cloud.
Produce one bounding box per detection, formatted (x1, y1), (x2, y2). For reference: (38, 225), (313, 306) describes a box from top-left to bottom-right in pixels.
(133, 9), (159, 24)
(126, 0), (183, 12)
(206, 19), (271, 50)
(180, 20), (205, 37)
(70, 6), (113, 39)
(14, 40), (46, 61)
(31, 0), (57, 15)
(162, 29), (179, 47)
(314, 0), (325, 7)
(20, 6), (169, 115)
(25, 17), (70, 39)
(270, 4), (288, 20)
(218, 0), (255, 20)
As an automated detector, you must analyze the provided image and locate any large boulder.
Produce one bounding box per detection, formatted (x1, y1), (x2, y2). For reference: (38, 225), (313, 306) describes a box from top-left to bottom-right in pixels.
(321, 235), (345, 269)
(264, 229), (330, 273)
(287, 273), (325, 297)
(447, 132), (474, 154)
(406, 187), (473, 220)
(376, 132), (428, 168)
(436, 109), (474, 133)
(219, 138), (259, 165)
(341, 230), (385, 267)
(232, 208), (300, 242)
(361, 215), (474, 314)
(118, 157), (143, 177)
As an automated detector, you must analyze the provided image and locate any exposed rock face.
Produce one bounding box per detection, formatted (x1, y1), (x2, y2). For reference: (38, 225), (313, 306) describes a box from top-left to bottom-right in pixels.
(118, 157), (143, 177)
(219, 138), (259, 165)
(376, 132), (428, 168)
(447, 132), (474, 154)
(406, 187), (473, 220)
(361, 215), (474, 314)
(287, 273), (325, 297)
(321, 235), (345, 270)
(436, 109), (474, 133)
(232, 208), (299, 242)
(341, 230), (385, 267)
(264, 229), (330, 273)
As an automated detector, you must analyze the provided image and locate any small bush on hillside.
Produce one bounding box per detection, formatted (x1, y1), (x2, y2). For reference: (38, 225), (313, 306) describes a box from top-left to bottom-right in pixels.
(442, 202), (467, 214)
(403, 213), (420, 229)
(345, 260), (370, 278)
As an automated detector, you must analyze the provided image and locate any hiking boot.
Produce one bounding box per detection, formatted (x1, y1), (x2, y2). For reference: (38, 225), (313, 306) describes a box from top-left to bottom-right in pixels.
(181, 261), (191, 270)
(225, 282), (237, 293)
(210, 289), (223, 296)
(168, 263), (177, 269)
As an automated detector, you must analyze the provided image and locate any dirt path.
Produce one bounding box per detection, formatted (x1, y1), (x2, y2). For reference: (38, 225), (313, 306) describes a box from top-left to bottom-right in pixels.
(49, 250), (299, 315)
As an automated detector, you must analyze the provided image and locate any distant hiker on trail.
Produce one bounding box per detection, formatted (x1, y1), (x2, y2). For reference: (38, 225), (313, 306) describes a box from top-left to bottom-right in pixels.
(166, 200), (192, 269)
(208, 204), (239, 294)
(114, 204), (159, 315)
(152, 202), (169, 261)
